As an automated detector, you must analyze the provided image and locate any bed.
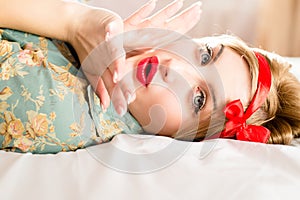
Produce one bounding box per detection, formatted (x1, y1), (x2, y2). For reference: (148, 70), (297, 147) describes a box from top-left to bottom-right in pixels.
(0, 57), (299, 199)
(1, 0), (300, 198)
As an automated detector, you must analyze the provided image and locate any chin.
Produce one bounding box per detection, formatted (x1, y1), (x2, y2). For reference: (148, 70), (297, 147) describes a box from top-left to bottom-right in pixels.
(142, 124), (179, 138)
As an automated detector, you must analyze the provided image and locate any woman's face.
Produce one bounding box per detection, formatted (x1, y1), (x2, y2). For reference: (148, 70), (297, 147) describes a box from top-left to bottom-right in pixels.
(123, 42), (251, 138)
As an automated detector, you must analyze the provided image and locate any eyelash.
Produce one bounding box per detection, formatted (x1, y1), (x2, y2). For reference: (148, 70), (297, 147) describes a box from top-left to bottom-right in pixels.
(193, 86), (206, 114)
(199, 44), (213, 66)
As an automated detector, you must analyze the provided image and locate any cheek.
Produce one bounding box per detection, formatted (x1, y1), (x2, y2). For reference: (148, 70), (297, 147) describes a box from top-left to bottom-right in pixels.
(137, 89), (183, 136)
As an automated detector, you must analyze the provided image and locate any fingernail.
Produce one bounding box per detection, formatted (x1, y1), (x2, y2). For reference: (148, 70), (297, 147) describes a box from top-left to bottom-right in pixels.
(113, 72), (118, 83)
(126, 92), (136, 104)
(101, 103), (107, 112)
(167, 0), (183, 15)
(149, 0), (158, 5)
(193, 2), (202, 14)
(105, 31), (111, 42)
(116, 105), (126, 117)
(196, 1), (202, 8)
(176, 0), (184, 5)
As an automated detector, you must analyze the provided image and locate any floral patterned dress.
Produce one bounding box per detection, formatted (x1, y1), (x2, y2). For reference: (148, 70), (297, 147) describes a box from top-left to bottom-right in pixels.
(0, 29), (142, 154)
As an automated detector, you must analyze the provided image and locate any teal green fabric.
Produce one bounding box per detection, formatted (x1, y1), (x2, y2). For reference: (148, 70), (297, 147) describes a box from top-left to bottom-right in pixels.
(0, 29), (142, 154)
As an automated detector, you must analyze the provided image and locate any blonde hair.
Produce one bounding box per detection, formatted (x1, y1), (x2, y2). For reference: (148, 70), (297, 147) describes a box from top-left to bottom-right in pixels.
(250, 49), (300, 144)
(187, 35), (300, 145)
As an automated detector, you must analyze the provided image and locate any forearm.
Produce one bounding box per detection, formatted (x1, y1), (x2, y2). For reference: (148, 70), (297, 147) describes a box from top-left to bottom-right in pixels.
(0, 0), (88, 42)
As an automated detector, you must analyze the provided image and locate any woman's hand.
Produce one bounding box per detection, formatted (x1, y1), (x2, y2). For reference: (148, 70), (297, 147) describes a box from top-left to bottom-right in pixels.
(67, 5), (126, 114)
(124, 0), (202, 34)
(69, 0), (202, 116)
(123, 0), (202, 51)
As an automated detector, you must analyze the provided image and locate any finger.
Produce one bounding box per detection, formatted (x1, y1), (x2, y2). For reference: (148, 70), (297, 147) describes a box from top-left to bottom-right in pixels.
(147, 0), (184, 27)
(85, 73), (111, 110)
(108, 52), (126, 84)
(105, 20), (126, 83)
(124, 28), (183, 51)
(165, 1), (202, 34)
(109, 58), (137, 106)
(124, 0), (157, 30)
(95, 78), (111, 110)
(118, 69), (138, 105)
(102, 69), (128, 116)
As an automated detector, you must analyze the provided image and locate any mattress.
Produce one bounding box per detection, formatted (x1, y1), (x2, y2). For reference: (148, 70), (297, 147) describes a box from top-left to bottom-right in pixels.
(0, 55), (300, 200)
(1, 134), (300, 200)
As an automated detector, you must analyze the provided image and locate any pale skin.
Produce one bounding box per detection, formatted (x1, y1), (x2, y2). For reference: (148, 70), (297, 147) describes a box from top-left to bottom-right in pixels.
(102, 42), (252, 137)
(0, 0), (202, 116)
(0, 0), (251, 138)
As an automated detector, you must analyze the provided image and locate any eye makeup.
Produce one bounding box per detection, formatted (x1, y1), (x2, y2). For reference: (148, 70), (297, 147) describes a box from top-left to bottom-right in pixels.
(197, 43), (225, 66)
(198, 44), (213, 66)
(192, 86), (206, 114)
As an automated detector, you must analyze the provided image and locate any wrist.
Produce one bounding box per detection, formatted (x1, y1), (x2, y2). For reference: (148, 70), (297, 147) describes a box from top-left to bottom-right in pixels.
(63, 1), (90, 45)
(67, 7), (124, 63)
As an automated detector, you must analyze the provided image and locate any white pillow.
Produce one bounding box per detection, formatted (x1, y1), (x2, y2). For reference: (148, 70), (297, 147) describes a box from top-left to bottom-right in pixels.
(286, 57), (300, 80)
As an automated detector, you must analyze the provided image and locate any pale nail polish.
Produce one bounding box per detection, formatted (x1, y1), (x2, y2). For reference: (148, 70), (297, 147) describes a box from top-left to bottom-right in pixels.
(177, 0), (184, 5)
(113, 72), (118, 83)
(126, 92), (136, 104)
(149, 0), (158, 5)
(173, 0), (183, 11)
(117, 105), (126, 117)
(105, 31), (111, 42)
(101, 103), (107, 112)
(195, 1), (202, 6)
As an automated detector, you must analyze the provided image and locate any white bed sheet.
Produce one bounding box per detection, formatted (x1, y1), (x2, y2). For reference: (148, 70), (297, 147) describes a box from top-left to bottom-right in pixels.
(1, 134), (300, 200)
(0, 58), (299, 200)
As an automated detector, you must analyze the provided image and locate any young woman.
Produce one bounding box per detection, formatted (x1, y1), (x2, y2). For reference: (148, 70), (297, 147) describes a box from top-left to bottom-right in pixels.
(121, 34), (300, 145)
(1, 1), (299, 153)
(0, 0), (203, 153)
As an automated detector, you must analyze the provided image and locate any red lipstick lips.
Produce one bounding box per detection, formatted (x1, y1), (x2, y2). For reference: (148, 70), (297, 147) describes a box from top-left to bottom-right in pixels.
(136, 56), (159, 87)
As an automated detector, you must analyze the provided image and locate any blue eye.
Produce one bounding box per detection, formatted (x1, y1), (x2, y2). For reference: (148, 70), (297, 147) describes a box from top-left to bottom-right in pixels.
(193, 87), (206, 114)
(199, 45), (213, 66)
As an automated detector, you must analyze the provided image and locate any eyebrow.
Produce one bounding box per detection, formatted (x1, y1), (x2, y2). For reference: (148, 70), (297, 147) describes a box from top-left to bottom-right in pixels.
(208, 83), (217, 112)
(212, 44), (224, 63)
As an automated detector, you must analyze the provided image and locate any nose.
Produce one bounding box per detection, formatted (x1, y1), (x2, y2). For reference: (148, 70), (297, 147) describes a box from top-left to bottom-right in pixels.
(159, 57), (198, 90)
(159, 58), (177, 83)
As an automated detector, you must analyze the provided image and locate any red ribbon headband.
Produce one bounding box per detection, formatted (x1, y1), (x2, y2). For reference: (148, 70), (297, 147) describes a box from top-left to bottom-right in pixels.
(220, 52), (272, 143)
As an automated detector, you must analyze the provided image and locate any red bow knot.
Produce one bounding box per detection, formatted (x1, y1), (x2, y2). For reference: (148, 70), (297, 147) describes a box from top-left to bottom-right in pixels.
(220, 100), (270, 143)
